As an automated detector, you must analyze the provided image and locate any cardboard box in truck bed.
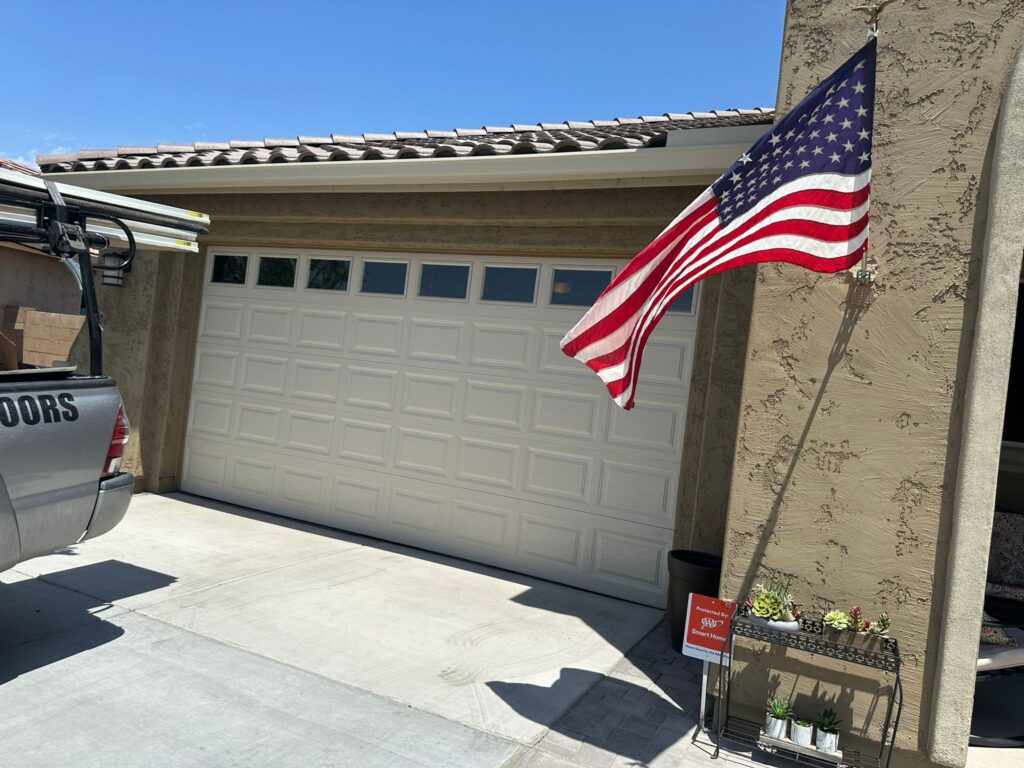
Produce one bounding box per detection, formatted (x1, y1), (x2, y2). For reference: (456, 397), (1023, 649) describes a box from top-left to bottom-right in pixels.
(0, 306), (85, 369)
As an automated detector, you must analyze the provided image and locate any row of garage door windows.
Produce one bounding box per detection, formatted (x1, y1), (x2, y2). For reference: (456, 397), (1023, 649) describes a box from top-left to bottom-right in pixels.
(211, 253), (695, 313)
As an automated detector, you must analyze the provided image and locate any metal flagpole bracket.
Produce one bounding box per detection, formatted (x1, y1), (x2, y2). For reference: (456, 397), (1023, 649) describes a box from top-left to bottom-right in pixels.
(855, 262), (876, 284)
(854, 0), (896, 33)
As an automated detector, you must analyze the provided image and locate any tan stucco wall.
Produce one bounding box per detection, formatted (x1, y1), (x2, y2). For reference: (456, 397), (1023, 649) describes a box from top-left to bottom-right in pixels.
(99, 184), (703, 491)
(0, 246), (81, 315)
(711, 2), (1024, 766)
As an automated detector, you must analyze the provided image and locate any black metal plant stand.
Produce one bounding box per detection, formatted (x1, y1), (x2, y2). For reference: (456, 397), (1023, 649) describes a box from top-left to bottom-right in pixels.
(713, 615), (903, 768)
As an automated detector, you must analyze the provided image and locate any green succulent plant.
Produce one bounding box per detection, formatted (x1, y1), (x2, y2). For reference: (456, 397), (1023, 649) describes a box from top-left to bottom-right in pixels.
(748, 572), (797, 621)
(817, 708), (842, 733)
(822, 609), (849, 630)
(752, 593), (786, 621)
(869, 612), (891, 635)
(767, 697), (792, 719)
(794, 718), (814, 728)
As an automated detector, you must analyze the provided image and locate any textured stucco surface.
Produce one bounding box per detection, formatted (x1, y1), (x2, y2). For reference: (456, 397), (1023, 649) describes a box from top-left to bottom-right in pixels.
(97, 184), (702, 491)
(0, 246), (81, 315)
(716, 2), (1024, 765)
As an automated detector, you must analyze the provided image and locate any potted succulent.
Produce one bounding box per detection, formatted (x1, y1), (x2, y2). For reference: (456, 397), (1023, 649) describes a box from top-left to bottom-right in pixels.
(765, 697), (791, 740)
(747, 573), (801, 632)
(822, 609), (849, 642)
(816, 708), (842, 754)
(847, 607), (891, 651)
(791, 716), (814, 747)
(821, 607), (892, 651)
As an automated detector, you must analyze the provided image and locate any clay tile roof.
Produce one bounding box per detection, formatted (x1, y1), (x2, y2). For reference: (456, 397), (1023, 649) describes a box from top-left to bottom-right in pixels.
(0, 158), (39, 175)
(38, 107), (775, 173)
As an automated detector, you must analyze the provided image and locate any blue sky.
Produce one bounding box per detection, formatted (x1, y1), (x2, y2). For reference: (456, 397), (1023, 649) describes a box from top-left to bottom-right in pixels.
(2, 1), (785, 166)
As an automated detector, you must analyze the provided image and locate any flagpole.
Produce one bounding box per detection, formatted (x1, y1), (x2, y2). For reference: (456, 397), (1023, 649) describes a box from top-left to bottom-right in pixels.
(853, 0), (893, 284)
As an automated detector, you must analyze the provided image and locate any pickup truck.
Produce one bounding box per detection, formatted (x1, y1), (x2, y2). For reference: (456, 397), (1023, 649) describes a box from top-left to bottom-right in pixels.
(0, 370), (132, 571)
(0, 164), (208, 570)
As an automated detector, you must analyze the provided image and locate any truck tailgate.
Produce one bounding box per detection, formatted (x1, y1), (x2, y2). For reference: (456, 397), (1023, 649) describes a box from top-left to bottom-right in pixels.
(0, 376), (123, 562)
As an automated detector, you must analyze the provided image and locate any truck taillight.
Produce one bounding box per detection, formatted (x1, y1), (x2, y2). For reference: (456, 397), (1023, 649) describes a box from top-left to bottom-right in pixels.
(103, 404), (130, 477)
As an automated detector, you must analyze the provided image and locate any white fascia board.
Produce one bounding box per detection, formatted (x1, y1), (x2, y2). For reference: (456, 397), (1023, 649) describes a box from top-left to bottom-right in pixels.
(42, 125), (768, 195)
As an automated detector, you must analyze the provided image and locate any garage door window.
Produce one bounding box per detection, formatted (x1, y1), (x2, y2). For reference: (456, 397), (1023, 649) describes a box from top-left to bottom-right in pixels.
(361, 261), (408, 296)
(481, 266), (537, 304)
(419, 264), (470, 300)
(307, 258), (350, 292)
(666, 288), (696, 314)
(257, 257), (297, 288)
(211, 255), (248, 284)
(550, 269), (613, 306)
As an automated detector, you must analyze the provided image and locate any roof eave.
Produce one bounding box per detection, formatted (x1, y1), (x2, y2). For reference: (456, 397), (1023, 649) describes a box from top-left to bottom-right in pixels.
(41, 124), (766, 195)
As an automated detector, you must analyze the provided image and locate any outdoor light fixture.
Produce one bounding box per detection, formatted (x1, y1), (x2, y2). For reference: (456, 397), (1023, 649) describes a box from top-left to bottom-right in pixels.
(100, 252), (126, 287)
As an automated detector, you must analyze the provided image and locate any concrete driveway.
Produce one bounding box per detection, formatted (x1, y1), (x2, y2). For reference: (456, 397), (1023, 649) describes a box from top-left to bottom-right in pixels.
(0, 493), (720, 767)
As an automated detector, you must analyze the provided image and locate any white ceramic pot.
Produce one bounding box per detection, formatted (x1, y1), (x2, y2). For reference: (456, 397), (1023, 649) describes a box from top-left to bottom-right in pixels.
(765, 716), (788, 741)
(791, 721), (813, 747)
(816, 729), (839, 753)
(749, 615), (801, 633)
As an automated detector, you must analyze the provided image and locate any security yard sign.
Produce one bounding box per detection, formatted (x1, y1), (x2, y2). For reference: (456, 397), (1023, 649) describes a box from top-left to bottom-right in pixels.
(682, 593), (736, 665)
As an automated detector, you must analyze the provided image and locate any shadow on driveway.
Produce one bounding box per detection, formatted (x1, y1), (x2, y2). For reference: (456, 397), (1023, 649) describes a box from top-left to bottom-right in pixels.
(0, 560), (175, 684)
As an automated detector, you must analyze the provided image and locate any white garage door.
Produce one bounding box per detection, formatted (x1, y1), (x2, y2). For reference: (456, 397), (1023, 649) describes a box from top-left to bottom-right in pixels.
(182, 248), (698, 606)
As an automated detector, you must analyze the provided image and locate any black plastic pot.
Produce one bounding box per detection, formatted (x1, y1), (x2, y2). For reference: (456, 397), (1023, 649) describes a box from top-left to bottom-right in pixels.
(667, 549), (723, 652)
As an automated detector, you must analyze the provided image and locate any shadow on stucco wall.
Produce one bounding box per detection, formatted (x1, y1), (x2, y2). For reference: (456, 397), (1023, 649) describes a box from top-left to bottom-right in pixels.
(730, 278), (875, 605)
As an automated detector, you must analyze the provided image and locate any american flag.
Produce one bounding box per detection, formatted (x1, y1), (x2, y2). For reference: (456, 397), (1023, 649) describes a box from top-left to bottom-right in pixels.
(561, 38), (877, 410)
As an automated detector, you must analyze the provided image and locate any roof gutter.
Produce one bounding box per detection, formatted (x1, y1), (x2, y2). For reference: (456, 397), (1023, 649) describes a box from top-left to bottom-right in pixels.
(41, 125), (765, 195)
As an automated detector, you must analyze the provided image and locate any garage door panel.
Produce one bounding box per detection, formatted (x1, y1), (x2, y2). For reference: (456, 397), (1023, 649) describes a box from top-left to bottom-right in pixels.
(246, 305), (293, 346)
(408, 318), (465, 364)
(194, 348), (238, 389)
(345, 366), (398, 412)
(199, 301), (245, 342)
(606, 399), (684, 454)
(401, 373), (459, 421)
(524, 448), (593, 504)
(455, 437), (519, 491)
(288, 360), (342, 404)
(185, 250), (699, 607)
(531, 388), (602, 441)
(235, 402), (281, 446)
(283, 410), (335, 456)
(470, 323), (533, 372)
(241, 354), (288, 395)
(395, 428), (452, 478)
(598, 460), (677, 528)
(351, 314), (403, 358)
(297, 309), (346, 350)
(338, 418), (392, 466)
(463, 380), (527, 431)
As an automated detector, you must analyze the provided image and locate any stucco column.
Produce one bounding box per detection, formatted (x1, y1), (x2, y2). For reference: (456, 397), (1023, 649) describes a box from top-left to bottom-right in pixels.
(716, 2), (1024, 764)
(928, 40), (1024, 767)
